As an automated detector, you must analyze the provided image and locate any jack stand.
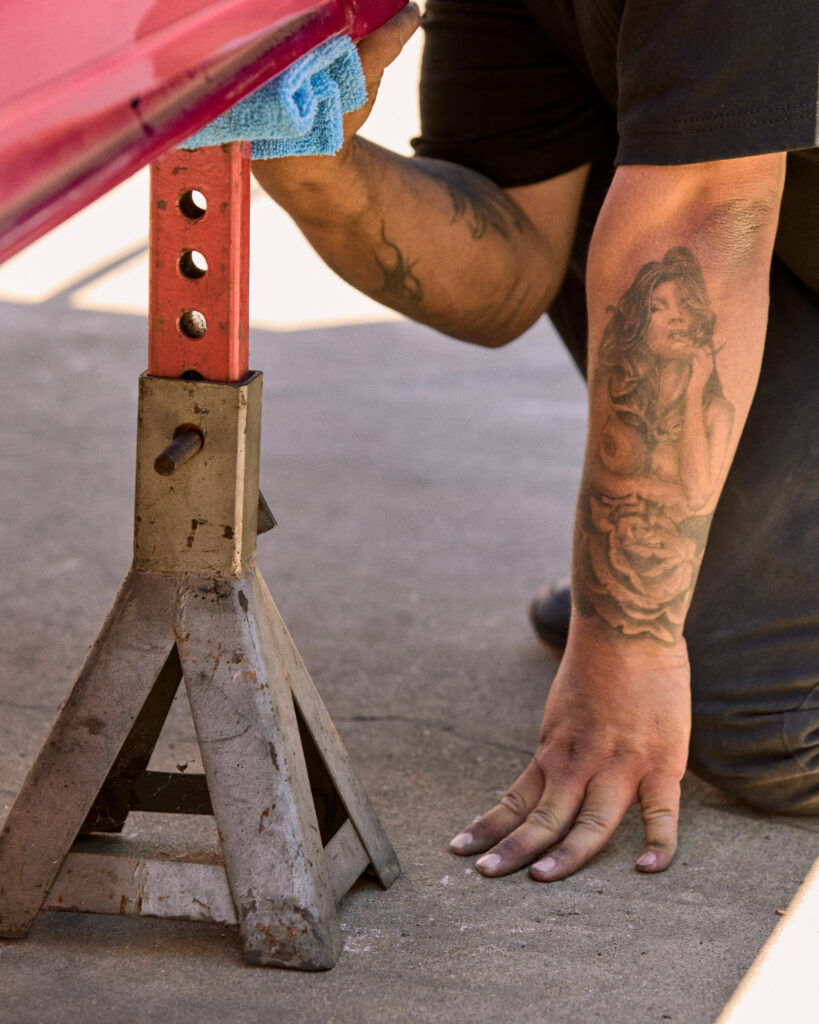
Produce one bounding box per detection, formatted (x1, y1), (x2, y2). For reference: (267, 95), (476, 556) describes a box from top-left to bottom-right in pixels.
(0, 143), (399, 969)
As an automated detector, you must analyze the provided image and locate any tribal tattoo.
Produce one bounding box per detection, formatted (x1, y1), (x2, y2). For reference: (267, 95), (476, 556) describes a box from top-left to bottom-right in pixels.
(371, 162), (535, 330)
(574, 246), (735, 645)
(373, 222), (424, 306)
(415, 160), (527, 240)
(444, 174), (526, 240)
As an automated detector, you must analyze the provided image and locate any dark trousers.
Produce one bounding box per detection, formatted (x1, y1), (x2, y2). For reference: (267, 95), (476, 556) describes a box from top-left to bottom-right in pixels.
(685, 258), (819, 813)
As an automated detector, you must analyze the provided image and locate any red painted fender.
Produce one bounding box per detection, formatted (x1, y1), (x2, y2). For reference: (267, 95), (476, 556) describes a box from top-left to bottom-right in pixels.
(0, 0), (406, 265)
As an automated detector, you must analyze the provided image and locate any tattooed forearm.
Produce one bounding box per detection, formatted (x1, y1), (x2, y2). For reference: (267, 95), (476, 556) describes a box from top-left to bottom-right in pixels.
(574, 490), (709, 644)
(574, 246), (735, 644)
(413, 160), (526, 240)
(373, 222), (424, 306)
(371, 217), (545, 337)
(445, 177), (525, 240)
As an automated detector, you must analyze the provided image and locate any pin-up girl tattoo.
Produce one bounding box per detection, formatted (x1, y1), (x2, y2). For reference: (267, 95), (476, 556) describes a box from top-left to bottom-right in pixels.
(575, 247), (735, 644)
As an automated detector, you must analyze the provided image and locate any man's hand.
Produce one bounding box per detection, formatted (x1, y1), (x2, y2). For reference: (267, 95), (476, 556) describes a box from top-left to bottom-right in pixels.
(344, 2), (422, 143)
(450, 620), (691, 879)
(252, 0), (588, 344)
(252, 1), (420, 197)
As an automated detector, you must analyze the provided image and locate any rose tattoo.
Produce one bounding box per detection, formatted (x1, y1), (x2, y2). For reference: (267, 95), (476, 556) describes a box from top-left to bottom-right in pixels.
(576, 496), (698, 644)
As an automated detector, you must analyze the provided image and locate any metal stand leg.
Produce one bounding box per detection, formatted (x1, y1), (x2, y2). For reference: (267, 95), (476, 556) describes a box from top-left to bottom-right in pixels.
(0, 145), (399, 969)
(0, 571), (178, 937)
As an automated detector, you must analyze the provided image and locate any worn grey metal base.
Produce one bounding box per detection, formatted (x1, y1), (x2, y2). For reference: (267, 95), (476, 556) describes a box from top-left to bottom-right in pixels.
(0, 372), (399, 969)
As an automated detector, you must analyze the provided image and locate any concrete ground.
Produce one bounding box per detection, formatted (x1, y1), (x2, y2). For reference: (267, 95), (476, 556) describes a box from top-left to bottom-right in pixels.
(0, 293), (818, 1024)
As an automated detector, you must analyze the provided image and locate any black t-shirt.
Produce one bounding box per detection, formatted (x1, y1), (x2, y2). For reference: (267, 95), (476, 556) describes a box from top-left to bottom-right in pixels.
(413, 0), (819, 310)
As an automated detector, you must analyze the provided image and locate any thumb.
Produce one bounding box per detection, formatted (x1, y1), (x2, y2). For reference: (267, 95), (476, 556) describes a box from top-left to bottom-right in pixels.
(357, 2), (421, 76)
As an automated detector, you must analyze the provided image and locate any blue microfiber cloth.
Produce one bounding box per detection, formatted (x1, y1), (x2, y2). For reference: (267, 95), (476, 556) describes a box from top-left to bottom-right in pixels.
(182, 35), (367, 158)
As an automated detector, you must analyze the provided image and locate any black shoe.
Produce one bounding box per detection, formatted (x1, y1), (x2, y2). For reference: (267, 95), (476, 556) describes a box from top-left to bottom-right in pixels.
(528, 579), (571, 651)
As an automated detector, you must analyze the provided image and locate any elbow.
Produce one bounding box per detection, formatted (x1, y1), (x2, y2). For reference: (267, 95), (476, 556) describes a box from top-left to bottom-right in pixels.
(435, 324), (520, 349)
(688, 154), (787, 273)
(452, 318), (536, 349)
(465, 322), (534, 349)
(594, 154), (787, 282)
(694, 192), (783, 274)
(452, 282), (554, 349)
(470, 335), (518, 349)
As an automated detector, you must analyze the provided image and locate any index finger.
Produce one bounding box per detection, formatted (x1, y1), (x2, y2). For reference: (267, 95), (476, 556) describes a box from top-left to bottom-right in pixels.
(449, 759), (545, 856)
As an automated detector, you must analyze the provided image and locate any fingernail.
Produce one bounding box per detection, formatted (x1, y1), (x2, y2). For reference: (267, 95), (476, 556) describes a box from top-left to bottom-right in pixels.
(449, 831), (473, 852)
(475, 853), (502, 872)
(531, 856), (557, 876)
(636, 850), (658, 869)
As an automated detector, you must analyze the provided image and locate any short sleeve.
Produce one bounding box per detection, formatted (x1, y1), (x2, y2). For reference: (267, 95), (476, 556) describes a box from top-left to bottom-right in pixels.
(616, 0), (819, 165)
(412, 0), (617, 186)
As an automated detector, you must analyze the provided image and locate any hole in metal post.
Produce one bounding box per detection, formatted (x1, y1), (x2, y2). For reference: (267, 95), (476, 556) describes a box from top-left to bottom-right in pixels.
(179, 250), (208, 278)
(178, 190), (207, 219)
(179, 311), (207, 339)
(180, 370), (204, 380)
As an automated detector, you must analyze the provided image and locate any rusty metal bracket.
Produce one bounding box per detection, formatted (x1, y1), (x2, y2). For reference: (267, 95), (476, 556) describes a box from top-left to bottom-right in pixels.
(0, 144), (398, 969)
(0, 373), (400, 969)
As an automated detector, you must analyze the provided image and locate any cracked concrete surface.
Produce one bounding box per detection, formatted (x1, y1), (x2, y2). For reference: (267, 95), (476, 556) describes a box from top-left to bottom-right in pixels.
(0, 299), (816, 1024)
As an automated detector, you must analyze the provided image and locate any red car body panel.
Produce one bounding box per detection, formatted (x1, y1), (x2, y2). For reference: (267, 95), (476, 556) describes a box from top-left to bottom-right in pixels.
(0, 0), (405, 264)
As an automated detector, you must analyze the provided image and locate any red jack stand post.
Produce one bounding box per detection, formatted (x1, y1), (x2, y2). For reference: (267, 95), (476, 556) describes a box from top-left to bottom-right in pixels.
(0, 142), (399, 969)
